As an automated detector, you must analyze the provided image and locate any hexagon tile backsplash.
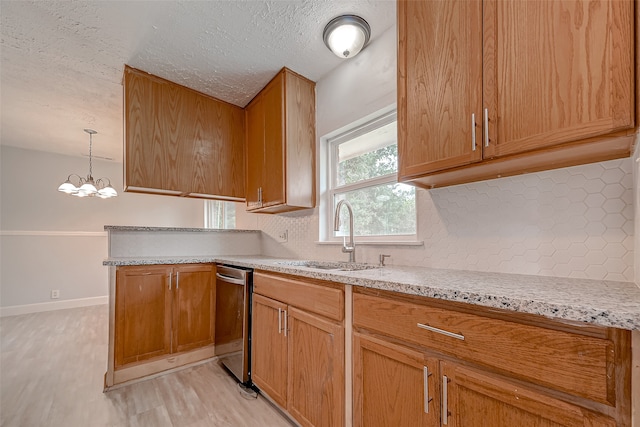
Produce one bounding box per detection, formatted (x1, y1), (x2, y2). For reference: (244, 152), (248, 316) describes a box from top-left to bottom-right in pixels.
(251, 158), (634, 282)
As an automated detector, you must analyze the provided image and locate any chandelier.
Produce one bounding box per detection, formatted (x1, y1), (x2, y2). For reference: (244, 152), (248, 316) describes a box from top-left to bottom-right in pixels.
(57, 129), (118, 198)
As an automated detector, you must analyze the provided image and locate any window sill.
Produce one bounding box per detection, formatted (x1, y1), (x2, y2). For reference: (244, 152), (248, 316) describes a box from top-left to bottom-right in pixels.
(316, 240), (424, 247)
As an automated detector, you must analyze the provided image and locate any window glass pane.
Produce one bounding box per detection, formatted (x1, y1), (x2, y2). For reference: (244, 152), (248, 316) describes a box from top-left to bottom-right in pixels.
(224, 203), (236, 228)
(205, 200), (235, 229)
(337, 121), (397, 186)
(334, 183), (416, 237)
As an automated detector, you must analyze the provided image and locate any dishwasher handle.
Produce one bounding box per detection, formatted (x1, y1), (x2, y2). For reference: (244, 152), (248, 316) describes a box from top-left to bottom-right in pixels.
(216, 272), (246, 285)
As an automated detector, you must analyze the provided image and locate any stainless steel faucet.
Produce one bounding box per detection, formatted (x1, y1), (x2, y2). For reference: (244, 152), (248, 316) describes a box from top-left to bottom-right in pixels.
(333, 200), (356, 263)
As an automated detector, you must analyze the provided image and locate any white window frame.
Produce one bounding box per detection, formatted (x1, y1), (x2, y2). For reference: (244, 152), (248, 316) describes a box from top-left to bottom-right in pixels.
(204, 200), (236, 229)
(321, 109), (418, 243)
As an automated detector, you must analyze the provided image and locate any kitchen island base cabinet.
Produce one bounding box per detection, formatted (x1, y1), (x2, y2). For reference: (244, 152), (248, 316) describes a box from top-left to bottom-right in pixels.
(251, 272), (345, 427)
(115, 265), (172, 367)
(106, 264), (215, 389)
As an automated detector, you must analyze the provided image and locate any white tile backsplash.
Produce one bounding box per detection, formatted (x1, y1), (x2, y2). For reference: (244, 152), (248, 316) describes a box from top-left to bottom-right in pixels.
(244, 158), (635, 282)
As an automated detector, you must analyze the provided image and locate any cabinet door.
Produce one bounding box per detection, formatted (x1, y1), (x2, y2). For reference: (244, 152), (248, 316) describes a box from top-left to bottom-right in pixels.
(115, 266), (172, 367)
(483, 0), (634, 159)
(398, 0), (483, 179)
(172, 264), (214, 353)
(287, 307), (344, 427)
(245, 94), (265, 209)
(190, 96), (245, 199)
(124, 65), (246, 199)
(252, 294), (288, 407)
(353, 333), (437, 427)
(440, 361), (616, 427)
(261, 73), (286, 208)
(124, 68), (182, 193)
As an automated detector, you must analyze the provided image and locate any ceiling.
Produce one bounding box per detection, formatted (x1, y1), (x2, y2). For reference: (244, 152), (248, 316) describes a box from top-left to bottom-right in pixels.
(0, 0), (395, 162)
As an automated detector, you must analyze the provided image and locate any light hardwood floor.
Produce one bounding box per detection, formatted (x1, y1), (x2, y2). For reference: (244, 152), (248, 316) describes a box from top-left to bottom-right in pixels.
(0, 305), (293, 427)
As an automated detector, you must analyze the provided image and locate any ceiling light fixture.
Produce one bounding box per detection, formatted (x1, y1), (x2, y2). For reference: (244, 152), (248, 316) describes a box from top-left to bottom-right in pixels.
(323, 15), (371, 59)
(57, 129), (118, 199)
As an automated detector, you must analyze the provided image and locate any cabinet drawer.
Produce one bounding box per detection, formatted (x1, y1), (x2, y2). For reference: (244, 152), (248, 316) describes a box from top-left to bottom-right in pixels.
(353, 292), (615, 405)
(254, 272), (343, 321)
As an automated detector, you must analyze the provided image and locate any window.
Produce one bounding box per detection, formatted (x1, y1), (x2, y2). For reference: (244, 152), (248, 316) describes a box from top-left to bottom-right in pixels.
(204, 200), (236, 229)
(325, 111), (416, 241)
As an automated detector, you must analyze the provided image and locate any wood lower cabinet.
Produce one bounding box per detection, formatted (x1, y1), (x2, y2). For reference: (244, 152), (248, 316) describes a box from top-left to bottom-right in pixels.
(123, 65), (245, 200)
(441, 362), (616, 427)
(398, 0), (635, 189)
(115, 265), (173, 367)
(172, 264), (215, 353)
(245, 68), (316, 213)
(110, 264), (215, 386)
(252, 293), (288, 407)
(353, 289), (631, 426)
(353, 333), (437, 427)
(251, 272), (344, 427)
(287, 307), (344, 427)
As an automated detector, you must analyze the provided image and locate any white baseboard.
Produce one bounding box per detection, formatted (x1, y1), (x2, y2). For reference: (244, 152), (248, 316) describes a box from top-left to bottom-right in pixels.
(0, 296), (108, 317)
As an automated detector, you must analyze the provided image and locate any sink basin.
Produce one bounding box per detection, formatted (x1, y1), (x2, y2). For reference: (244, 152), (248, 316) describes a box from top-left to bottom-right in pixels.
(276, 260), (379, 271)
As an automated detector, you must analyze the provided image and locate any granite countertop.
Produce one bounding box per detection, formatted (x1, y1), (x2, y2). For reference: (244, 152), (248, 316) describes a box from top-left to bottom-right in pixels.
(103, 255), (640, 331)
(104, 225), (260, 233)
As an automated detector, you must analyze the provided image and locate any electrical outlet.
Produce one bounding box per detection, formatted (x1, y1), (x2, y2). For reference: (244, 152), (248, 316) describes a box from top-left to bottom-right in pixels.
(51, 290), (60, 299)
(277, 230), (288, 243)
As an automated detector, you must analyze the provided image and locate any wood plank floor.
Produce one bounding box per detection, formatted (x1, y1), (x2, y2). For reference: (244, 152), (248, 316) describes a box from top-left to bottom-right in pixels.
(0, 305), (293, 427)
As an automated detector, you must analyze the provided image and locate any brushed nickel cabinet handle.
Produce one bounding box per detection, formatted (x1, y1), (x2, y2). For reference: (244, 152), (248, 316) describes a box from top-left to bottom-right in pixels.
(417, 323), (465, 341)
(442, 375), (449, 425)
(471, 113), (476, 151)
(168, 273), (172, 290)
(484, 108), (490, 147)
(423, 366), (431, 414)
(284, 310), (288, 337)
(278, 308), (282, 334)
(176, 272), (179, 290)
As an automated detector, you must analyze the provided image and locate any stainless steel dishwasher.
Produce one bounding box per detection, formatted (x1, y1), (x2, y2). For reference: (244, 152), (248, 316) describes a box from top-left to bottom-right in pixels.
(215, 264), (253, 386)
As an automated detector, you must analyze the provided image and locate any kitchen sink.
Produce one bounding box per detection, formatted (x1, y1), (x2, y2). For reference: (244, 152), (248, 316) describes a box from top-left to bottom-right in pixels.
(275, 260), (379, 271)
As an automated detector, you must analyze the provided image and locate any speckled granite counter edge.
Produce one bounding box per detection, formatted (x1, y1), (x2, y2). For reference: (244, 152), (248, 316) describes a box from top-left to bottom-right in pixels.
(104, 225), (260, 233)
(103, 256), (640, 331)
(104, 256), (220, 266)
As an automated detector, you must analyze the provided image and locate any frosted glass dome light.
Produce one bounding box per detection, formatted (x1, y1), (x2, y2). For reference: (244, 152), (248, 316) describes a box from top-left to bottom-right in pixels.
(323, 15), (371, 59)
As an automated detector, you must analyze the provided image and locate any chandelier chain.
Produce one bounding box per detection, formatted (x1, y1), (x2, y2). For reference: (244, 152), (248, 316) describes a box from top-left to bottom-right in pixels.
(88, 132), (93, 178)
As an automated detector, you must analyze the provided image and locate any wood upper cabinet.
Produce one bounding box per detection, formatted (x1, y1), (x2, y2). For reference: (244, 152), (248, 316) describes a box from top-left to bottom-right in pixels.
(245, 68), (316, 213)
(123, 65), (245, 200)
(114, 264), (214, 369)
(398, 0), (635, 189)
(398, 0), (483, 178)
(251, 272), (345, 427)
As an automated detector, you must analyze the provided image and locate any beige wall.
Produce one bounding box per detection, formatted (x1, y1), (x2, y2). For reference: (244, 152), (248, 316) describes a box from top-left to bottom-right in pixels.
(0, 145), (204, 310)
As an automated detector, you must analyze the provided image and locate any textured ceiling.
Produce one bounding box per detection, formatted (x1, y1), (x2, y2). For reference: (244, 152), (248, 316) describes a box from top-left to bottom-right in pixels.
(0, 0), (395, 162)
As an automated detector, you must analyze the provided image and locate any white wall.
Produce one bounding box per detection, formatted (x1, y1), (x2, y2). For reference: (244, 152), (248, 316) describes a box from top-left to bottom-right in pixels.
(237, 26), (636, 283)
(634, 137), (640, 285)
(1, 145), (205, 311)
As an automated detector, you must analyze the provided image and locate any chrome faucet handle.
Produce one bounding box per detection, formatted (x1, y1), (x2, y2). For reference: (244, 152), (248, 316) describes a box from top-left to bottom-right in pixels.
(379, 254), (391, 266)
